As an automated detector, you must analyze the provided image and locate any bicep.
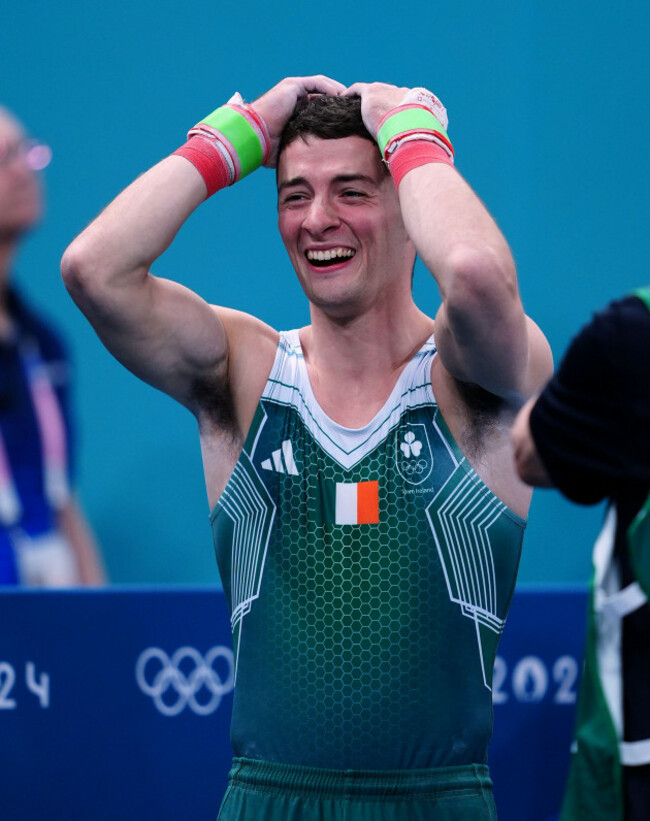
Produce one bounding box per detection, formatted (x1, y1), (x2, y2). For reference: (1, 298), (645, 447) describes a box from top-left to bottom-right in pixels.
(76, 271), (229, 409)
(435, 299), (552, 402)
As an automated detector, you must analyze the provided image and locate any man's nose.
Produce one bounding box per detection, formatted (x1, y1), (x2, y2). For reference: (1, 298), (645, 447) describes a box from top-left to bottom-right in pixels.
(303, 197), (340, 234)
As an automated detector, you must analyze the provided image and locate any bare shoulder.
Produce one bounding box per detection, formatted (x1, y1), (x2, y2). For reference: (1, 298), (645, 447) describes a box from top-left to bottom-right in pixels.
(202, 306), (279, 434)
(196, 307), (280, 509)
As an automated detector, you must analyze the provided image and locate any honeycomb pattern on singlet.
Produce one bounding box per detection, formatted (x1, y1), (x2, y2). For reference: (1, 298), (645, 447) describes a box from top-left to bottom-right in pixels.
(266, 410), (452, 766)
(211, 334), (525, 771)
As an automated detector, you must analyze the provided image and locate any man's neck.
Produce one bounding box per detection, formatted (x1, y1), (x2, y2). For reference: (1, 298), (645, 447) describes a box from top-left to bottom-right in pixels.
(309, 288), (431, 363)
(300, 296), (434, 427)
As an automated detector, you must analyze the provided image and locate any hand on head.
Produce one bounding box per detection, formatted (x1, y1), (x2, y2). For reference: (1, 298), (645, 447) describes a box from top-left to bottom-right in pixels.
(343, 82), (411, 138)
(251, 76), (346, 167)
(251, 77), (448, 166)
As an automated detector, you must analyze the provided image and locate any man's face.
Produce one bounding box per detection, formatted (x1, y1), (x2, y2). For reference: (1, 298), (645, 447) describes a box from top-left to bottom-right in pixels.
(0, 111), (43, 238)
(277, 135), (414, 318)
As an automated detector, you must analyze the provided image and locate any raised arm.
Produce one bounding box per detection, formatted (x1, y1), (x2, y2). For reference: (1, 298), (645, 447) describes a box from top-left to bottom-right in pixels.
(62, 75), (345, 412)
(61, 158), (219, 408)
(346, 82), (552, 402)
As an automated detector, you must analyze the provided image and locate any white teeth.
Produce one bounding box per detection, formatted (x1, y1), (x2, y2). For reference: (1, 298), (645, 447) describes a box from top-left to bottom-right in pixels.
(306, 248), (355, 262)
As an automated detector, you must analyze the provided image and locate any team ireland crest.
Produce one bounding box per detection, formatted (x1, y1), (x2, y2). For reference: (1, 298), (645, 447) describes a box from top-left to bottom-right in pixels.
(395, 423), (433, 486)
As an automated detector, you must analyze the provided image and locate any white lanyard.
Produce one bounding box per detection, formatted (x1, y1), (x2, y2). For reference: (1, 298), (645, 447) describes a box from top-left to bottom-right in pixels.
(0, 338), (70, 526)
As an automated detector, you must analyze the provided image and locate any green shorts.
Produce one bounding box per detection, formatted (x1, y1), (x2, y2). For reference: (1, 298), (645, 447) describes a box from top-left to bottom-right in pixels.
(217, 757), (498, 820)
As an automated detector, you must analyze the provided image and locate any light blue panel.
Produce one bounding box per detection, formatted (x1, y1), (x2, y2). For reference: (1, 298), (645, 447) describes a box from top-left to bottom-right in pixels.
(2, 1), (648, 583)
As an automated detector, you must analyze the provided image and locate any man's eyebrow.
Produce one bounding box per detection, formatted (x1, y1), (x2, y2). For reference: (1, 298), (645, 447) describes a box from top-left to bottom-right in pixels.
(278, 173), (378, 193)
(333, 173), (377, 186)
(278, 176), (309, 193)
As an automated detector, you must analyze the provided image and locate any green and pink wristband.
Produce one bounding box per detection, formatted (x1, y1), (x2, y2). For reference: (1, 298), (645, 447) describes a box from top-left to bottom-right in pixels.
(376, 102), (455, 188)
(173, 98), (271, 197)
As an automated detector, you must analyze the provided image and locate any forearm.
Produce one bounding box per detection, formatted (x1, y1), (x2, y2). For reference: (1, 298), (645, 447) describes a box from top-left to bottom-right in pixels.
(398, 162), (517, 304)
(62, 156), (206, 298)
(61, 76), (347, 405)
(63, 75), (346, 304)
(346, 81), (541, 396)
(61, 151), (230, 405)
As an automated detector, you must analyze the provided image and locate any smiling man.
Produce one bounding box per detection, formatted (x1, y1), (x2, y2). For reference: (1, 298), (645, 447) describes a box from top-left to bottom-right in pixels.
(62, 75), (552, 820)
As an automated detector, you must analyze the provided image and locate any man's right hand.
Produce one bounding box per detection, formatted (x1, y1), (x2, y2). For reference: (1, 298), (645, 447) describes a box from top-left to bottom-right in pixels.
(250, 75), (346, 167)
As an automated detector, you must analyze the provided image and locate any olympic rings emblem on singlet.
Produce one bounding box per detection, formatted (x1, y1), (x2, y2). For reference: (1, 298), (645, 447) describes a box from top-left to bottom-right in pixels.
(395, 423), (434, 486)
(135, 646), (234, 716)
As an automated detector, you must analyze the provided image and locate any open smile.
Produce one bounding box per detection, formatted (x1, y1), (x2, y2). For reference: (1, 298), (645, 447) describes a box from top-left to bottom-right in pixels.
(305, 247), (356, 268)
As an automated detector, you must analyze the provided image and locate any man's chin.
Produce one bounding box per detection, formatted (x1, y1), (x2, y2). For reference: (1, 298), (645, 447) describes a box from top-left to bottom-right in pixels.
(306, 287), (366, 321)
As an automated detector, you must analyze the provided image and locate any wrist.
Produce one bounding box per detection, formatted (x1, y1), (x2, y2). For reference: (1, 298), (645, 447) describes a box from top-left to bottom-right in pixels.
(375, 99), (455, 189)
(172, 95), (271, 198)
(388, 140), (454, 188)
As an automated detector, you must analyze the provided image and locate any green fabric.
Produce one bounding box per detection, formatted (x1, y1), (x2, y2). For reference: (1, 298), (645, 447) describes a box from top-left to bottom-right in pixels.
(377, 108), (449, 157)
(560, 580), (623, 820)
(632, 284), (650, 312)
(217, 758), (497, 821)
(210, 334), (525, 770)
(200, 105), (263, 179)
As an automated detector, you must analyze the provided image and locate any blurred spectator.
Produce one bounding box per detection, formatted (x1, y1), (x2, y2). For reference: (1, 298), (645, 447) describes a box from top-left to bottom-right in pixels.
(0, 105), (105, 586)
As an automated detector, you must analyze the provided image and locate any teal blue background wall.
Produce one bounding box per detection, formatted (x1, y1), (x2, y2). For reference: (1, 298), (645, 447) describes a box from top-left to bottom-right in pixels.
(2, 2), (648, 584)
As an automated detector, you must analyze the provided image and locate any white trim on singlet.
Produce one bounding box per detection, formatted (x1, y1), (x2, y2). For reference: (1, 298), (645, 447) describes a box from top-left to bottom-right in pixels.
(261, 329), (438, 470)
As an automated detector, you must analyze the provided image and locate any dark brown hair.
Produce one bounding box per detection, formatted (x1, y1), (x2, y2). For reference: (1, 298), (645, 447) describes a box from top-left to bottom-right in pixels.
(278, 94), (378, 159)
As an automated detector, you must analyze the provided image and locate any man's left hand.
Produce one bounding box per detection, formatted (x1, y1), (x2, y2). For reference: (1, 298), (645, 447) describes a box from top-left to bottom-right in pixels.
(344, 82), (409, 138)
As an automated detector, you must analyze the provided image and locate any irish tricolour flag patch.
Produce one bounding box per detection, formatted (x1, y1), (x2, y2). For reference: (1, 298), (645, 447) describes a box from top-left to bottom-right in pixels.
(317, 479), (380, 525)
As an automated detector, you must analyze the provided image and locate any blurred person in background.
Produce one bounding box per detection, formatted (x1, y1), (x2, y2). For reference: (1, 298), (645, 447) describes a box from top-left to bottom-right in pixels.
(0, 105), (105, 586)
(511, 287), (650, 821)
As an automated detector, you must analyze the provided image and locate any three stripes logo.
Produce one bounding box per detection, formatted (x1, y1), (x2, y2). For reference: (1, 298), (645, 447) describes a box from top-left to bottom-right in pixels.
(261, 440), (299, 476)
(260, 439), (380, 525)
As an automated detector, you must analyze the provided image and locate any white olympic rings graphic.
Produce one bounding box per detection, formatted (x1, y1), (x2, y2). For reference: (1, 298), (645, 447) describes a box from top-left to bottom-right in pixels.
(135, 646), (234, 717)
(400, 458), (429, 474)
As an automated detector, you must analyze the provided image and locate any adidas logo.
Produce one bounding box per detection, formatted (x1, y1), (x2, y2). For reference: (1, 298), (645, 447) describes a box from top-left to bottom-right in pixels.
(261, 440), (299, 475)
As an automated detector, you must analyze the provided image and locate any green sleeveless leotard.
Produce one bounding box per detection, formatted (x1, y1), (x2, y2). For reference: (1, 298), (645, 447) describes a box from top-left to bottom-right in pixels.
(210, 331), (525, 771)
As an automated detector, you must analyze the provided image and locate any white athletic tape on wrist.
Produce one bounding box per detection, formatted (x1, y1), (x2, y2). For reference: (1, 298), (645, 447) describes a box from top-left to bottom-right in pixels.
(385, 132), (454, 161)
(399, 87), (449, 131)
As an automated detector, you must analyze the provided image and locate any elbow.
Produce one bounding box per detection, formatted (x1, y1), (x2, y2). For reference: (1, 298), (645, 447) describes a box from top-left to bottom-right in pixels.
(442, 243), (518, 318)
(61, 239), (95, 303)
(439, 244), (529, 395)
(61, 236), (125, 313)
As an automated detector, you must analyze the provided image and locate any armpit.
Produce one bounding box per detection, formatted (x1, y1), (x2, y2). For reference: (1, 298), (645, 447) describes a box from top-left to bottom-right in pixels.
(191, 373), (239, 437)
(454, 379), (508, 459)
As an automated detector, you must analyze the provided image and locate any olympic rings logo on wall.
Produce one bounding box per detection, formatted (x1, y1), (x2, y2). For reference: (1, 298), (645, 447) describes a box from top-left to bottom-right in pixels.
(135, 646), (234, 717)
